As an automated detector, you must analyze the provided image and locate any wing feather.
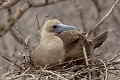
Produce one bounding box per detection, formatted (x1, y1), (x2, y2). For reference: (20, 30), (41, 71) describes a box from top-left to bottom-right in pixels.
(59, 30), (108, 61)
(59, 30), (89, 61)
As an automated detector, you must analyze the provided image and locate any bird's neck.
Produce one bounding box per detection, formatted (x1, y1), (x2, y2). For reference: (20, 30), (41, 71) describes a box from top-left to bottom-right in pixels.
(41, 32), (54, 40)
(40, 32), (60, 44)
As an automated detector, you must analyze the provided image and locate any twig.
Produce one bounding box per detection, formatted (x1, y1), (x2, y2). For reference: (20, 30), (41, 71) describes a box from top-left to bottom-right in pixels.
(61, 59), (73, 70)
(0, 0), (68, 37)
(0, 53), (22, 70)
(22, 67), (31, 74)
(36, 67), (42, 80)
(42, 70), (68, 80)
(29, 0), (67, 7)
(7, 8), (26, 46)
(15, 27), (32, 51)
(14, 51), (24, 63)
(110, 0), (120, 7)
(47, 57), (84, 70)
(10, 29), (24, 45)
(36, 14), (41, 30)
(108, 68), (120, 70)
(83, 45), (89, 66)
(6, 74), (36, 80)
(108, 71), (120, 77)
(1, 0), (21, 9)
(0, 4), (29, 37)
(7, 7), (27, 48)
(95, 0), (119, 27)
(87, 0), (120, 37)
(108, 51), (120, 62)
(63, 61), (120, 71)
(83, 44), (91, 80)
(5, 67), (32, 80)
(99, 59), (108, 80)
(14, 27), (32, 65)
(41, 15), (49, 28)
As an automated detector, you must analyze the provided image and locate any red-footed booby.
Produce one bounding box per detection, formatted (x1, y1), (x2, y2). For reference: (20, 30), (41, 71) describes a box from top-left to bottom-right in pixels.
(31, 19), (76, 67)
(31, 19), (108, 67)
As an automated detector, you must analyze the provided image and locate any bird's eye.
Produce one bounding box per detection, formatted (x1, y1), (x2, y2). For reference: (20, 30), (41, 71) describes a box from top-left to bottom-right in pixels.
(53, 25), (58, 29)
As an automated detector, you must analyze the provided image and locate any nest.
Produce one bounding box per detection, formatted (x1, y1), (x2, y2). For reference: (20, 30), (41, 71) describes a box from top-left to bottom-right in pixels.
(0, 30), (120, 80)
(0, 53), (120, 80)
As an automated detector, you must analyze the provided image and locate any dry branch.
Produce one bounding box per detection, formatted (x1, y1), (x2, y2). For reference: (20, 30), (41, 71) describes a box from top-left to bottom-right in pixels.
(83, 45), (91, 80)
(36, 14), (41, 30)
(95, 0), (119, 28)
(1, 0), (21, 9)
(87, 0), (120, 37)
(0, 0), (67, 37)
(0, 51), (22, 70)
(99, 59), (108, 80)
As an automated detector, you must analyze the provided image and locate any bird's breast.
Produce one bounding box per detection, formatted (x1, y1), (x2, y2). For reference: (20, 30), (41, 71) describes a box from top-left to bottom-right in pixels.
(31, 36), (66, 67)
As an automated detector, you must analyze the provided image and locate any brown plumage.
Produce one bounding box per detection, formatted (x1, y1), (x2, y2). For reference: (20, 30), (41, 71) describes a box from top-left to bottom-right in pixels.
(59, 30), (108, 61)
(58, 30), (89, 61)
(30, 19), (108, 67)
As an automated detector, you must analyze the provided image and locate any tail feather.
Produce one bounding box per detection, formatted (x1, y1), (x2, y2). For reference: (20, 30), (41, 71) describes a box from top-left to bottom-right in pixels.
(93, 30), (108, 49)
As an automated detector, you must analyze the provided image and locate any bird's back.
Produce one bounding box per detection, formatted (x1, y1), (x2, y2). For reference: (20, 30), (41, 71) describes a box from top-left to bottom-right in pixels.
(59, 30), (89, 61)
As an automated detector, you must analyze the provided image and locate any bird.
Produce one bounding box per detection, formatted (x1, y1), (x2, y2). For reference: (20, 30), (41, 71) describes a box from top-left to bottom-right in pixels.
(30, 19), (77, 67)
(30, 19), (108, 67)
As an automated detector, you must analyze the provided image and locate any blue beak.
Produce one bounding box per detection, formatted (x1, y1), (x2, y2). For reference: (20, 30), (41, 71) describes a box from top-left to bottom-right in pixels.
(54, 24), (76, 33)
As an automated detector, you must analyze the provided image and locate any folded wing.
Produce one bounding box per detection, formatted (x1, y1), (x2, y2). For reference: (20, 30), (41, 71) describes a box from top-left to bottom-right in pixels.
(59, 30), (108, 61)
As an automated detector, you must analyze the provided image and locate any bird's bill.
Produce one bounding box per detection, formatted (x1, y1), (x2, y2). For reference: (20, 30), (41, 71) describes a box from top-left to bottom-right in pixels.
(54, 24), (76, 33)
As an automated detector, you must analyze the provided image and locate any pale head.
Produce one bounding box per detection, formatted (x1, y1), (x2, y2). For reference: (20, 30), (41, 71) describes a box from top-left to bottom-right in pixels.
(42, 19), (76, 34)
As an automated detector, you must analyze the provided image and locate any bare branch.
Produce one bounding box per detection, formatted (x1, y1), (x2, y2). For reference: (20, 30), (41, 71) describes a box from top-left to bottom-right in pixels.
(87, 0), (120, 37)
(10, 28), (23, 45)
(0, 4), (29, 37)
(95, 0), (119, 28)
(29, 0), (67, 7)
(108, 51), (120, 62)
(15, 27), (32, 51)
(42, 70), (68, 80)
(0, 0), (68, 37)
(110, 0), (120, 7)
(98, 59), (108, 80)
(36, 14), (41, 30)
(83, 44), (91, 80)
(0, 51), (22, 70)
(7, 74), (36, 80)
(1, 0), (21, 9)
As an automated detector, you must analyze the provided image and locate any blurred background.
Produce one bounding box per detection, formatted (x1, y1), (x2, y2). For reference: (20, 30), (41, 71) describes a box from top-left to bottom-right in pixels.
(0, 0), (120, 77)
